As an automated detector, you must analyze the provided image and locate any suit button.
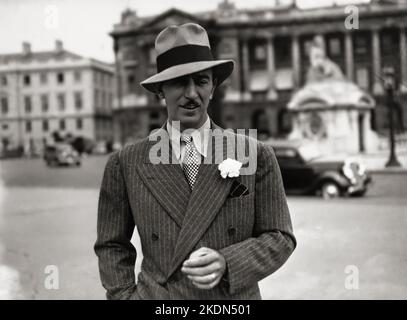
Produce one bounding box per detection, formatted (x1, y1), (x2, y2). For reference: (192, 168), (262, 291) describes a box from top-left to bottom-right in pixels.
(228, 226), (236, 236)
(152, 232), (159, 241)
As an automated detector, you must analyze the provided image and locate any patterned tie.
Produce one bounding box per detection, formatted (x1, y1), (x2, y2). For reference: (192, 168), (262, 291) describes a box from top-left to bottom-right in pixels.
(180, 133), (201, 190)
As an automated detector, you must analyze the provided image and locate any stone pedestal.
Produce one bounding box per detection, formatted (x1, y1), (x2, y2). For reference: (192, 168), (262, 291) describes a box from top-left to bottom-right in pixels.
(288, 108), (379, 154)
(287, 80), (379, 154)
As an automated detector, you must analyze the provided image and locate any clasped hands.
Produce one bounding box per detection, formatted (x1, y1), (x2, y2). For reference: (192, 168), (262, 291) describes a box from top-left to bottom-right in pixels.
(181, 247), (227, 290)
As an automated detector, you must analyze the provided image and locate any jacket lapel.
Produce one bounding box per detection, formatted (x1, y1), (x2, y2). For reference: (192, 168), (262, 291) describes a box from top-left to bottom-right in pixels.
(135, 128), (191, 228)
(168, 126), (235, 277)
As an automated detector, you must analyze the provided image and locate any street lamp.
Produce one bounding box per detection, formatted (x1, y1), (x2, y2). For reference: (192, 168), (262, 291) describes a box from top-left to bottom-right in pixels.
(382, 67), (401, 168)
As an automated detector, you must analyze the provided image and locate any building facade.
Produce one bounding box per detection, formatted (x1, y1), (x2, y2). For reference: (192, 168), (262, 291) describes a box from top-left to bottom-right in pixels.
(110, 0), (407, 144)
(0, 41), (114, 156)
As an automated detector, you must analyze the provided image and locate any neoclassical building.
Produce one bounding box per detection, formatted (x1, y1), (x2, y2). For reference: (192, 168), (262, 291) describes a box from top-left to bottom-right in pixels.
(110, 0), (407, 144)
(0, 41), (114, 155)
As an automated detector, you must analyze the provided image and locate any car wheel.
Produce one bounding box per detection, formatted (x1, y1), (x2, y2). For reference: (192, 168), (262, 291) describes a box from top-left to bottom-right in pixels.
(321, 181), (340, 199)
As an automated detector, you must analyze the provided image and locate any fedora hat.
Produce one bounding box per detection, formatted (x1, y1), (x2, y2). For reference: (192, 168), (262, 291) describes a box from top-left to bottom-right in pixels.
(140, 23), (234, 93)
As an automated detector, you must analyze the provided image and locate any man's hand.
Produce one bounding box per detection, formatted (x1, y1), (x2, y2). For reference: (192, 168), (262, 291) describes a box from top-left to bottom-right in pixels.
(181, 247), (227, 290)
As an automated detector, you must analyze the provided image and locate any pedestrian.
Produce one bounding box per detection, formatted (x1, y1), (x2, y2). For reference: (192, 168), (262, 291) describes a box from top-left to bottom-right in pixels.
(94, 23), (296, 300)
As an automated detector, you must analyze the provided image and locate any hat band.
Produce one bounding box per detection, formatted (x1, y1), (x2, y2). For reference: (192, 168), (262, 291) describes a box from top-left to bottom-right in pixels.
(156, 45), (213, 73)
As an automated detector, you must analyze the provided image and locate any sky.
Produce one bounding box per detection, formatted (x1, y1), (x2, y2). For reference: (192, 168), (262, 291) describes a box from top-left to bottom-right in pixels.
(0, 0), (371, 63)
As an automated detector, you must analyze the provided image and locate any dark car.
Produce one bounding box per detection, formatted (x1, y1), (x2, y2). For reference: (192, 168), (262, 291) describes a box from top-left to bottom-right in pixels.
(43, 143), (81, 167)
(266, 139), (372, 199)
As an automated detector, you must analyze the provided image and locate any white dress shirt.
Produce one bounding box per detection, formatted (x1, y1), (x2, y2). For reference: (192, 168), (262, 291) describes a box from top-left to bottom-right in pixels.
(166, 116), (211, 164)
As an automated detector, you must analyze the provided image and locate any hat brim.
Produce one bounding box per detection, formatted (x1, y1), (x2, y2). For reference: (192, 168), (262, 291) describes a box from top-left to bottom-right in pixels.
(140, 60), (234, 93)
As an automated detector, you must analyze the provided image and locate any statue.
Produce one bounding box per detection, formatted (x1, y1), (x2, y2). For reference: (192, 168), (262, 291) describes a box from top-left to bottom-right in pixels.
(306, 35), (344, 83)
(287, 35), (379, 154)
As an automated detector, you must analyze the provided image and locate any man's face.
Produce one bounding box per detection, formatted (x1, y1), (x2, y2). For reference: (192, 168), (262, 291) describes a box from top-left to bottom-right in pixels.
(160, 69), (216, 130)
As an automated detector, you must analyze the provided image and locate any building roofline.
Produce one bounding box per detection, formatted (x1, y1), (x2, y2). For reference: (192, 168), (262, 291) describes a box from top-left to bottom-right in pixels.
(110, 7), (208, 38)
(0, 45), (114, 73)
(110, 2), (407, 38)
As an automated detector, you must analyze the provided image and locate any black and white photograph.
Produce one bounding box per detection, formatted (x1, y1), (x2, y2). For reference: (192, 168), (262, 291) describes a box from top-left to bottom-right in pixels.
(0, 0), (406, 303)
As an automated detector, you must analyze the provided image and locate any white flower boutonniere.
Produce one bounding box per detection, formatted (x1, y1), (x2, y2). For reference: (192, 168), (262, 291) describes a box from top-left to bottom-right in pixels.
(218, 158), (243, 179)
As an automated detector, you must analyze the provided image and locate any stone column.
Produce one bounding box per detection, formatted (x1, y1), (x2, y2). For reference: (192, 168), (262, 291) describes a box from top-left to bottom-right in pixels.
(400, 27), (407, 93)
(241, 38), (251, 101)
(345, 31), (354, 81)
(218, 36), (241, 102)
(291, 35), (301, 90)
(372, 28), (383, 94)
(266, 35), (277, 100)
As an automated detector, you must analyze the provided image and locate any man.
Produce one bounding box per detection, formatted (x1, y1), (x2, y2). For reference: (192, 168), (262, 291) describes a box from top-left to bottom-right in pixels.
(94, 23), (296, 300)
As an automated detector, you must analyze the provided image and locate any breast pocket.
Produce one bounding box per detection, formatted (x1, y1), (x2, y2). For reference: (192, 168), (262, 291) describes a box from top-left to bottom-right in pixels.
(202, 192), (255, 249)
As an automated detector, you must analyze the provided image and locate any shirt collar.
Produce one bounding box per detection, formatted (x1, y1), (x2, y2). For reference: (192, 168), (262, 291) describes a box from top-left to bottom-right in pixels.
(166, 116), (211, 161)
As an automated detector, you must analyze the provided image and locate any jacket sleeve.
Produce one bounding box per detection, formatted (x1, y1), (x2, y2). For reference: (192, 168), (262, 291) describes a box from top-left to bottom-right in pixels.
(219, 142), (297, 295)
(94, 151), (140, 300)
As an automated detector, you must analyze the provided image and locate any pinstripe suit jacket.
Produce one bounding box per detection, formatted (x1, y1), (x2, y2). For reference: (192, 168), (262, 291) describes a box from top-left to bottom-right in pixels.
(94, 123), (296, 300)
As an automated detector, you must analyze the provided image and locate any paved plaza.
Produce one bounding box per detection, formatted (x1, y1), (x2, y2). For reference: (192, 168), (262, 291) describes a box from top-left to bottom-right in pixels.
(0, 156), (406, 299)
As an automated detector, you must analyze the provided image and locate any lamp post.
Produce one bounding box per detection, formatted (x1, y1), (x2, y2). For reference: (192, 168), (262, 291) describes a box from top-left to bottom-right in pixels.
(382, 67), (401, 168)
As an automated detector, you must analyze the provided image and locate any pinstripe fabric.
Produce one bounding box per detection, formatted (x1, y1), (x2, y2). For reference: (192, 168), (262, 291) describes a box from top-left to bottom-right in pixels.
(94, 122), (296, 300)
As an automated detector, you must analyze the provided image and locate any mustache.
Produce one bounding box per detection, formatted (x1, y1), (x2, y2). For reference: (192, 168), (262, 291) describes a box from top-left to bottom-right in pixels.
(180, 99), (200, 108)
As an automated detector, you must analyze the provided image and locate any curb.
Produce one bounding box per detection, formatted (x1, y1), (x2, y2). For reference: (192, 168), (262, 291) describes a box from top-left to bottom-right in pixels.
(367, 168), (407, 174)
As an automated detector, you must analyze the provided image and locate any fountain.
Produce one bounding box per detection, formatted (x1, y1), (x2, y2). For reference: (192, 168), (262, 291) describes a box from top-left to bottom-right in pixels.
(287, 36), (379, 154)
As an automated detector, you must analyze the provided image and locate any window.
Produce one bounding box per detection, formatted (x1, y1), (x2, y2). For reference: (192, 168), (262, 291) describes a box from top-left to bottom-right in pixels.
(94, 72), (99, 84)
(125, 68), (137, 93)
(329, 38), (341, 57)
(23, 74), (31, 86)
(354, 34), (368, 56)
(274, 36), (292, 68)
(381, 33), (395, 56)
(254, 45), (267, 61)
(57, 72), (64, 84)
(40, 73), (47, 84)
(57, 93), (65, 111)
(74, 71), (81, 82)
(219, 41), (233, 56)
(42, 120), (49, 132)
(109, 93), (113, 109)
(1, 97), (8, 114)
(94, 89), (99, 108)
(41, 95), (49, 112)
(26, 121), (32, 132)
(127, 74), (135, 86)
(122, 46), (138, 61)
(356, 67), (369, 90)
(1, 75), (7, 86)
(252, 91), (267, 102)
(2, 123), (8, 130)
(59, 119), (65, 130)
(74, 92), (83, 110)
(101, 91), (105, 109)
(249, 41), (267, 70)
(24, 96), (32, 113)
(76, 118), (83, 130)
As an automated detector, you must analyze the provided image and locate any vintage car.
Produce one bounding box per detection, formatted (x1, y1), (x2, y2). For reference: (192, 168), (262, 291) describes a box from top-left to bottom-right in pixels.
(43, 143), (81, 167)
(265, 139), (372, 198)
